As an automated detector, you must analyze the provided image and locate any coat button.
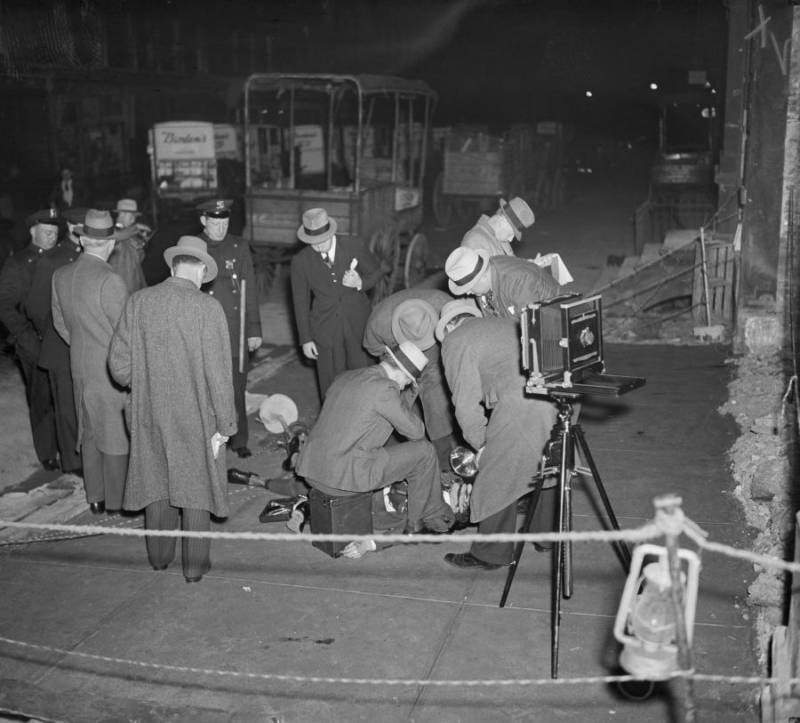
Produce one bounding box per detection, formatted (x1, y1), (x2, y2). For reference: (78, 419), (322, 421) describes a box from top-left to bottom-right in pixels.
(209, 290), (214, 295)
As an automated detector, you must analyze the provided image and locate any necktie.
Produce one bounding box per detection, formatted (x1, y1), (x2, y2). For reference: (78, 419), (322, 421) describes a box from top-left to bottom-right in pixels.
(321, 252), (332, 268)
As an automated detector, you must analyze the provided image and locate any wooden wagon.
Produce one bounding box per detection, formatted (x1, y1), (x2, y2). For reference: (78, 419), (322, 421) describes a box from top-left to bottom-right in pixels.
(432, 122), (565, 227)
(242, 73), (437, 301)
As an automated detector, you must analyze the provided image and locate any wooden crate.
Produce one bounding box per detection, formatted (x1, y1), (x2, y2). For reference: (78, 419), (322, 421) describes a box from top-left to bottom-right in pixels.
(692, 234), (735, 324)
(442, 150), (503, 196)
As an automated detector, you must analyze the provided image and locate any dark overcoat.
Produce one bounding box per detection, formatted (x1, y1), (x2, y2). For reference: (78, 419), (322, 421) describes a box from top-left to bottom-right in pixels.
(362, 287), (454, 440)
(200, 232), (261, 357)
(482, 255), (561, 318)
(461, 215), (513, 256)
(0, 243), (48, 361)
(109, 238), (146, 294)
(296, 365), (425, 492)
(442, 317), (557, 521)
(108, 277), (237, 517)
(51, 253), (129, 454)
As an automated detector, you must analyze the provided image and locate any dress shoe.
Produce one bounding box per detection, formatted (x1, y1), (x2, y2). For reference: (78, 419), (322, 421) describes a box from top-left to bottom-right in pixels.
(228, 468), (256, 486)
(89, 501), (106, 515)
(184, 575), (203, 583)
(152, 564), (168, 571)
(42, 458), (60, 471)
(534, 542), (554, 552)
(234, 446), (252, 458)
(444, 552), (503, 570)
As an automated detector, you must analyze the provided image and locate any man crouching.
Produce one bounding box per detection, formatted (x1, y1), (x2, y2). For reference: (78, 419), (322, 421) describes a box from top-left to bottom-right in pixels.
(296, 341), (454, 558)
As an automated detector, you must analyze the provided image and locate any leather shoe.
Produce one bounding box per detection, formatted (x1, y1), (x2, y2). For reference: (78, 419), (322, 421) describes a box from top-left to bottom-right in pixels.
(184, 575), (203, 583)
(444, 552), (503, 570)
(42, 458), (59, 471)
(534, 542), (553, 552)
(152, 564), (168, 571)
(228, 468), (256, 485)
(89, 501), (105, 514)
(234, 447), (252, 458)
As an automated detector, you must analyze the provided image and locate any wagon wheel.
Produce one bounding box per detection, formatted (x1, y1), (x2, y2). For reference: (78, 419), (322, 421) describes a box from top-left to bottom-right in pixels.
(369, 224), (400, 303)
(403, 232), (429, 289)
(432, 172), (454, 227)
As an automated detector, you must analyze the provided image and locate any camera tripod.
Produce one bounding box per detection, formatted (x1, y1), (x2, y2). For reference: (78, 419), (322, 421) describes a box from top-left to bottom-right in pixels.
(498, 390), (632, 679)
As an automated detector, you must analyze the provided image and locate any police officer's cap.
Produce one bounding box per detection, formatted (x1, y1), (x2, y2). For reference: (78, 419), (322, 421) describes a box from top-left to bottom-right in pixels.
(26, 208), (61, 228)
(197, 198), (233, 218)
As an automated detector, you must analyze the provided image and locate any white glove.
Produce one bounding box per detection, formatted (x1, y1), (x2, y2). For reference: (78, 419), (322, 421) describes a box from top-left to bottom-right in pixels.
(302, 341), (319, 360)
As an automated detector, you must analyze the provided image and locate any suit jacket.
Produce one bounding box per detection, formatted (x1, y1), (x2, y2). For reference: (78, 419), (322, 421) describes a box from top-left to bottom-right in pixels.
(109, 277), (236, 516)
(442, 317), (557, 521)
(200, 232), (261, 358)
(483, 255), (561, 318)
(290, 235), (381, 347)
(461, 215), (514, 257)
(296, 365), (425, 493)
(51, 253), (129, 454)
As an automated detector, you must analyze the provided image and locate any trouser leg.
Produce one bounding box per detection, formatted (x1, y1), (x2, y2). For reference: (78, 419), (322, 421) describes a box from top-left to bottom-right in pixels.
(532, 486), (558, 538)
(80, 437), (105, 504)
(229, 361), (248, 450)
(49, 366), (81, 471)
(344, 330), (371, 371)
(419, 349), (455, 443)
(470, 502), (517, 565)
(81, 433), (127, 509)
(145, 499), (178, 569)
(18, 354), (57, 463)
(181, 507), (211, 580)
(102, 452), (128, 511)
(432, 433), (457, 472)
(382, 440), (452, 531)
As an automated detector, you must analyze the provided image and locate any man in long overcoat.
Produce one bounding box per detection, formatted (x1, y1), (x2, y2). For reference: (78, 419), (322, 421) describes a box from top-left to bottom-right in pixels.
(296, 341), (454, 558)
(291, 207), (383, 400)
(445, 246), (561, 318)
(197, 198), (261, 458)
(363, 287), (456, 468)
(440, 316), (558, 570)
(52, 209), (129, 513)
(109, 235), (237, 583)
(460, 196), (535, 257)
(0, 209), (63, 469)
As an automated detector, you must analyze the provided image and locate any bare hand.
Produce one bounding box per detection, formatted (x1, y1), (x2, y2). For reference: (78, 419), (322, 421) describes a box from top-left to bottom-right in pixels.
(341, 539), (377, 559)
(342, 269), (362, 290)
(302, 341), (319, 360)
(247, 336), (262, 352)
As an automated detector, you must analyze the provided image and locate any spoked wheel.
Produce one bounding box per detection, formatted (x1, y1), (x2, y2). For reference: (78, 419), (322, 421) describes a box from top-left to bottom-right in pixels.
(432, 172), (454, 227)
(369, 223), (400, 303)
(403, 232), (429, 289)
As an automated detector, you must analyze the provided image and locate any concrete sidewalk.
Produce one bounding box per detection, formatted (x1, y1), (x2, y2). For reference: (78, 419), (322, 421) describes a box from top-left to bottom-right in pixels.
(0, 341), (758, 722)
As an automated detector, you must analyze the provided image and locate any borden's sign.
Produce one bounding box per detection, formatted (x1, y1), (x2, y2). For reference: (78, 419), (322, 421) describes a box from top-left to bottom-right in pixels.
(153, 121), (215, 161)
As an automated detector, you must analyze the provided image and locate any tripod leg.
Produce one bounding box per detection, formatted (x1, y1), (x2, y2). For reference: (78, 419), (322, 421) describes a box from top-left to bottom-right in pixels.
(551, 428), (570, 679)
(499, 483), (543, 608)
(562, 466), (573, 600)
(573, 426), (631, 570)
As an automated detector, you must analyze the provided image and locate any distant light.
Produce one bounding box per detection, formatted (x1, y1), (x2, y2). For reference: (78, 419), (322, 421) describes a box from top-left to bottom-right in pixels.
(649, 82), (658, 91)
(585, 90), (593, 98)
(710, 88), (717, 94)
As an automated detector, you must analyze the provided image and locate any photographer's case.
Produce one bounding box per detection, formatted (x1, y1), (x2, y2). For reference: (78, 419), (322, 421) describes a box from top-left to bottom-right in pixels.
(309, 488), (373, 558)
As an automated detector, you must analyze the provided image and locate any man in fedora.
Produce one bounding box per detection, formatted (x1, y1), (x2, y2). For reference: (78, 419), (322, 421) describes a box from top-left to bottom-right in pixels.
(197, 198), (261, 458)
(444, 246), (561, 318)
(296, 340), (455, 559)
(109, 198), (149, 294)
(52, 209), (129, 513)
(438, 314), (559, 570)
(290, 207), (382, 399)
(109, 236), (237, 583)
(363, 288), (457, 469)
(461, 196), (535, 257)
(0, 208), (64, 470)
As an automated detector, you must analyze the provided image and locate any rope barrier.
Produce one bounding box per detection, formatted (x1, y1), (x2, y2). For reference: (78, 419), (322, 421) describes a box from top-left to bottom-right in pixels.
(0, 634), (796, 691)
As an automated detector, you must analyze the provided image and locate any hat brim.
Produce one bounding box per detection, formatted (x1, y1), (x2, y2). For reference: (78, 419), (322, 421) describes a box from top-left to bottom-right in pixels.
(259, 394), (299, 434)
(384, 345), (419, 388)
(297, 217), (337, 245)
(75, 225), (117, 241)
(163, 246), (218, 283)
(447, 249), (492, 296)
(390, 300), (437, 351)
(114, 209), (142, 217)
(435, 304), (482, 342)
(499, 198), (533, 241)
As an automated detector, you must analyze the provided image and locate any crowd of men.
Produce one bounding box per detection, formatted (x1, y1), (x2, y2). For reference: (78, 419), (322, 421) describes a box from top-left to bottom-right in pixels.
(0, 192), (569, 579)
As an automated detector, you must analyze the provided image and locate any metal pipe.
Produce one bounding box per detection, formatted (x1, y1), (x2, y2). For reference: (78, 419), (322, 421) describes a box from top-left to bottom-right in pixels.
(289, 85), (295, 190)
(326, 85), (334, 190)
(392, 93), (399, 183)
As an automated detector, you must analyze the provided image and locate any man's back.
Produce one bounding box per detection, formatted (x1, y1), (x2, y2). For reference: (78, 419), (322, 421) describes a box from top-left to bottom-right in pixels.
(488, 255), (560, 317)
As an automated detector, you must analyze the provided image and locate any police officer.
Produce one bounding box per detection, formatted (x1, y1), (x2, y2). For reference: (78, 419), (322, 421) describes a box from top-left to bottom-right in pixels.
(197, 199), (262, 458)
(0, 209), (62, 469)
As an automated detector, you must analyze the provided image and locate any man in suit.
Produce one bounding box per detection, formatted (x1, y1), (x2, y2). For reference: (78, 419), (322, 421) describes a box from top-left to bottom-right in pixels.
(439, 315), (558, 570)
(444, 246), (561, 318)
(460, 196), (535, 257)
(109, 236), (237, 583)
(296, 341), (454, 559)
(109, 198), (149, 294)
(197, 198), (261, 458)
(290, 207), (382, 399)
(363, 288), (457, 469)
(0, 209), (63, 469)
(52, 209), (129, 513)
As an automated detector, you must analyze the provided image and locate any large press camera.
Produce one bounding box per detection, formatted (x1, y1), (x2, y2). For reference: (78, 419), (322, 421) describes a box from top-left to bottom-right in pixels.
(520, 293), (645, 397)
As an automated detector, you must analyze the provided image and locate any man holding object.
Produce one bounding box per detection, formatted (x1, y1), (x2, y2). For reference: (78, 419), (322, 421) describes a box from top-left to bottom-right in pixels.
(109, 236), (237, 583)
